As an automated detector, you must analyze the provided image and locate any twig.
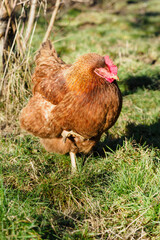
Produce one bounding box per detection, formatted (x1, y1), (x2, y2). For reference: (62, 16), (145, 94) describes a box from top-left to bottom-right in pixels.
(0, 4), (26, 91)
(4, 0), (24, 56)
(24, 0), (37, 49)
(4, 0), (17, 49)
(43, 0), (61, 43)
(23, 1), (42, 80)
(17, 0), (30, 5)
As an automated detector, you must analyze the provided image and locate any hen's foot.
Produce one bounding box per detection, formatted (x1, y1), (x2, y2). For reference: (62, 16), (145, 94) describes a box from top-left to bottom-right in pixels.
(61, 130), (84, 143)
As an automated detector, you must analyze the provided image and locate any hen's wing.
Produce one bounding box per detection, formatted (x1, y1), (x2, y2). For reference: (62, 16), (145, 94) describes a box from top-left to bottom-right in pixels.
(20, 93), (62, 138)
(49, 82), (122, 139)
(32, 40), (71, 104)
(20, 87), (104, 139)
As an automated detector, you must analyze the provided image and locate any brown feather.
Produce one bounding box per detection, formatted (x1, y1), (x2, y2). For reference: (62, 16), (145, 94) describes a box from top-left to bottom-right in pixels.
(20, 40), (122, 156)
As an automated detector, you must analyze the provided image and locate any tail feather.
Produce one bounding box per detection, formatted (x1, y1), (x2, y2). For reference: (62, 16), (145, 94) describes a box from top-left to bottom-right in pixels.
(35, 40), (64, 66)
(32, 40), (65, 86)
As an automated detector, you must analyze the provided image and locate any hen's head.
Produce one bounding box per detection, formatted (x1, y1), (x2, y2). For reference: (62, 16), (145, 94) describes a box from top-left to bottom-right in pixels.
(66, 53), (119, 92)
(94, 55), (119, 83)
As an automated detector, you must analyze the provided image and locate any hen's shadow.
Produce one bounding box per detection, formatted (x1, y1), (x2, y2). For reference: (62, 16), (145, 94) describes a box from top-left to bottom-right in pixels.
(93, 119), (160, 157)
(121, 73), (160, 96)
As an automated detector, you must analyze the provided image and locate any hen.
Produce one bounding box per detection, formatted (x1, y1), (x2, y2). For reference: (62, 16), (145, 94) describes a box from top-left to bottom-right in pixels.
(20, 40), (122, 172)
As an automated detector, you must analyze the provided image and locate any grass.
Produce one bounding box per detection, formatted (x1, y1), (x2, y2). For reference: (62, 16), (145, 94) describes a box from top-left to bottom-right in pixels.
(1, 137), (160, 239)
(0, 0), (160, 239)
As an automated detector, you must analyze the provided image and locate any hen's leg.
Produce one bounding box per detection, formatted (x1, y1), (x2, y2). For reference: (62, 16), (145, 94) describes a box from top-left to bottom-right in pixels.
(41, 138), (78, 173)
(70, 152), (77, 173)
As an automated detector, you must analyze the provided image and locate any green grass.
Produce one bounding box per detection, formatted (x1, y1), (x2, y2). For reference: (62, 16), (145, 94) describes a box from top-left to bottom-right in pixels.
(1, 136), (160, 239)
(1, 0), (160, 239)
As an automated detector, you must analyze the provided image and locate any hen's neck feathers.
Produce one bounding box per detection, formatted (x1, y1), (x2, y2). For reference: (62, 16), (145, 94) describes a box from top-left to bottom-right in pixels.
(66, 67), (105, 94)
(65, 54), (107, 94)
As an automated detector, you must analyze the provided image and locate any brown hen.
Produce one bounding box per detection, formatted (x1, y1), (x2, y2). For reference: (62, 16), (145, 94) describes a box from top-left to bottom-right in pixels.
(20, 40), (122, 172)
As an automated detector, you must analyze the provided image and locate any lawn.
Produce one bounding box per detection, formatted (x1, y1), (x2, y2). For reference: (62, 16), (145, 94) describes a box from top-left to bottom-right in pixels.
(0, 0), (160, 239)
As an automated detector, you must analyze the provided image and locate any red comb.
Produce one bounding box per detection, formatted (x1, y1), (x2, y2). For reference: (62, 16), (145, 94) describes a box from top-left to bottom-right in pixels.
(104, 55), (117, 75)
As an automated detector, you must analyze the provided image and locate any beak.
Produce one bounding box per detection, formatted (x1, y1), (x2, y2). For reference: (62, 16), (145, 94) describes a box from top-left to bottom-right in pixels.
(113, 75), (119, 81)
